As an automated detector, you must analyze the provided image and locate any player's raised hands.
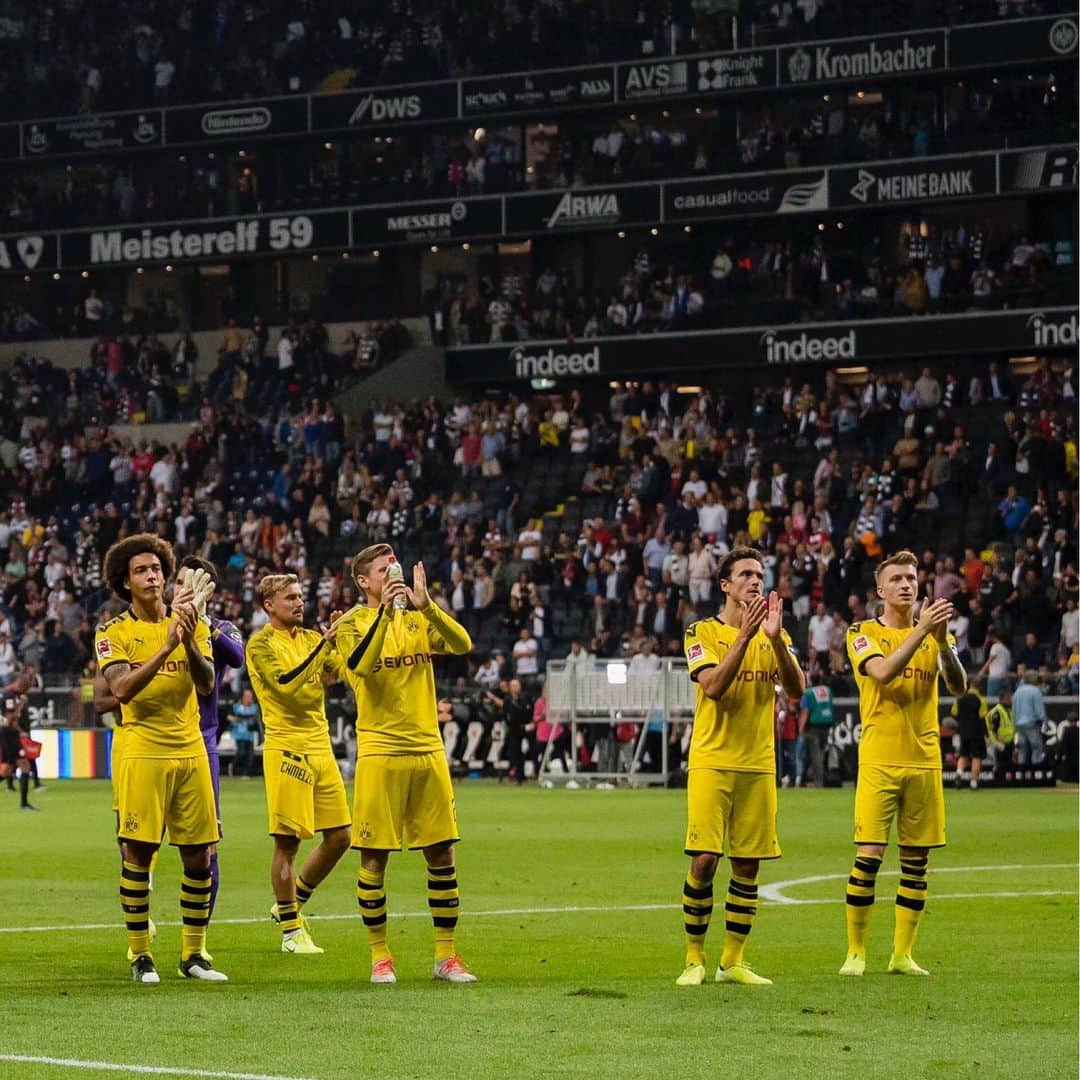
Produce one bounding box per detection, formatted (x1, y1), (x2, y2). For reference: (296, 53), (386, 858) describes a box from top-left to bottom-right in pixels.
(321, 609), (345, 642)
(739, 595), (768, 639)
(406, 561), (430, 609)
(172, 600), (198, 644)
(762, 591), (783, 640)
(918, 597), (953, 640)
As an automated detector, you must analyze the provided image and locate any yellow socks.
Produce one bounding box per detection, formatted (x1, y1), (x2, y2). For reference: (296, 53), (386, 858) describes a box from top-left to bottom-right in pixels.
(719, 874), (758, 969)
(179, 867), (212, 960)
(893, 853), (928, 957)
(358, 868), (390, 963)
(121, 860), (151, 958)
(682, 872), (713, 966)
(845, 855), (882, 955)
(428, 864), (460, 963)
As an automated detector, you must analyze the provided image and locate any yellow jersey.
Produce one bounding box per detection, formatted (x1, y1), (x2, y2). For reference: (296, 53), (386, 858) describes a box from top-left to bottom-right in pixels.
(847, 619), (956, 770)
(683, 617), (796, 773)
(335, 603), (471, 757)
(94, 608), (211, 758)
(246, 625), (343, 754)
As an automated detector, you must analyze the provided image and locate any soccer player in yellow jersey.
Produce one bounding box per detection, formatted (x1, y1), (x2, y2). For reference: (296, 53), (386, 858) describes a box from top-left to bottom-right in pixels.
(334, 543), (475, 985)
(95, 535), (227, 985)
(677, 546), (805, 988)
(245, 574), (352, 955)
(840, 550), (966, 977)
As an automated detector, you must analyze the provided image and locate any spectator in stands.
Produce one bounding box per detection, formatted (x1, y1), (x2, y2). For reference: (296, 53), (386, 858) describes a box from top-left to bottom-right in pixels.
(799, 672), (834, 787)
(228, 688), (260, 777)
(1011, 672), (1047, 766)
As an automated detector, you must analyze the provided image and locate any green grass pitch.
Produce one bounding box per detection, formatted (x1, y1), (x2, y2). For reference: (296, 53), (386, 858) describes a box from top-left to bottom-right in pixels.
(1, 780), (1076, 1080)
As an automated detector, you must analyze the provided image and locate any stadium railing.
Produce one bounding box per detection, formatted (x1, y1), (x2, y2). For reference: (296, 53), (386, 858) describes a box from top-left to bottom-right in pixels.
(543, 658), (1076, 787)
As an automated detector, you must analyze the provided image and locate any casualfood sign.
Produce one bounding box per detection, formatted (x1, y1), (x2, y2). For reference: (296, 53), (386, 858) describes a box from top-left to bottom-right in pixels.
(665, 170), (827, 221)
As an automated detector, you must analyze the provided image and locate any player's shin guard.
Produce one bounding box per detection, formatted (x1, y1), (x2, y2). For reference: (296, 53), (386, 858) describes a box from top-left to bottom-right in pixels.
(208, 850), (220, 921)
(295, 874), (316, 907)
(121, 860), (152, 958)
(719, 874), (758, 970)
(180, 867), (213, 960)
(845, 855), (881, 955)
(682, 873), (713, 966)
(427, 864), (459, 963)
(357, 868), (390, 962)
(893, 853), (928, 957)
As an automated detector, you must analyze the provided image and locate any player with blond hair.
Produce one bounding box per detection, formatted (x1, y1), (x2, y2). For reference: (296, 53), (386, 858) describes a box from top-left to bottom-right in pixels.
(334, 544), (475, 985)
(841, 550), (966, 977)
(246, 573), (351, 955)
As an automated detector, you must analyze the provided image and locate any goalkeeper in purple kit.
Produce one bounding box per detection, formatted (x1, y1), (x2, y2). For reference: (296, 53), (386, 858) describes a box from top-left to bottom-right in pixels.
(179, 557), (245, 920)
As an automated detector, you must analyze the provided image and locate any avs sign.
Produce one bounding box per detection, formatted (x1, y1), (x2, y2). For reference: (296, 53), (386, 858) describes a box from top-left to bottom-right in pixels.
(618, 49), (774, 101)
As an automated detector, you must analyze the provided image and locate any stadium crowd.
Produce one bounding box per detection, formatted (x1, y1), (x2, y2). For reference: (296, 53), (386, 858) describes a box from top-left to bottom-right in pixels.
(0, 316), (1075, 724)
(432, 217), (1077, 344)
(2, 0), (1065, 123)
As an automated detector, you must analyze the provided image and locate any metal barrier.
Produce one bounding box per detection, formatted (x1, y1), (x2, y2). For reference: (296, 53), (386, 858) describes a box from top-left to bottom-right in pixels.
(544, 658), (1078, 787)
(544, 658), (696, 785)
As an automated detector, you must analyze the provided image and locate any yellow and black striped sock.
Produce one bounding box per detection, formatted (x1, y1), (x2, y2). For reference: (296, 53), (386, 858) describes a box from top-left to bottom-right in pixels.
(428, 864), (459, 963)
(357, 868), (390, 963)
(682, 872), (713, 966)
(276, 899), (301, 935)
(121, 860), (151, 959)
(180, 867), (212, 960)
(295, 874), (316, 907)
(845, 855), (882, 955)
(893, 853), (928, 957)
(719, 874), (758, 970)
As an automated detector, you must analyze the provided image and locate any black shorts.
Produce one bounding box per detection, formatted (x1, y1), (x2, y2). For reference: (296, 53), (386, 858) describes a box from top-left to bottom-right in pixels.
(958, 736), (986, 759)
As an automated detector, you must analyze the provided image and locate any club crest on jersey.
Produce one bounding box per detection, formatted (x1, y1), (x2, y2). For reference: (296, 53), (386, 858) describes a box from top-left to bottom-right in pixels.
(97, 638), (112, 658)
(406, 618), (420, 633)
(687, 643), (704, 662)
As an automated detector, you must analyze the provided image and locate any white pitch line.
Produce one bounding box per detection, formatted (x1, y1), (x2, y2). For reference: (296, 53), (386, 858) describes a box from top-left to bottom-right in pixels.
(0, 1054), (315, 1080)
(760, 862), (1079, 905)
(2, 863), (1076, 934)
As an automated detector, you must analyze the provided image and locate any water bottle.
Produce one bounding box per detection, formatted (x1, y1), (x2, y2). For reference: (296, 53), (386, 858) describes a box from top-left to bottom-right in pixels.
(385, 559), (408, 611)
